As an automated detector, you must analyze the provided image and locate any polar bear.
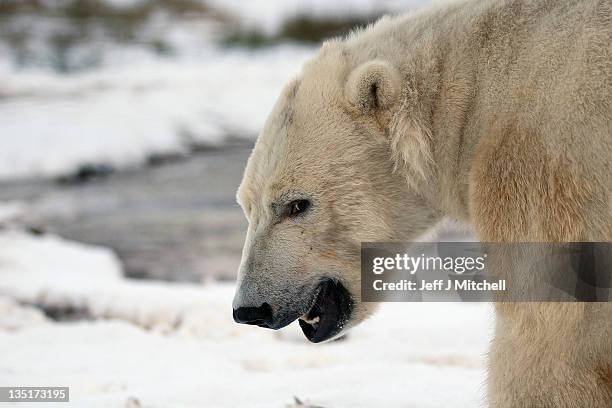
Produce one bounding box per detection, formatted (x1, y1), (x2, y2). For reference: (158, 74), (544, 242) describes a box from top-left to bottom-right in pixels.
(232, 0), (612, 406)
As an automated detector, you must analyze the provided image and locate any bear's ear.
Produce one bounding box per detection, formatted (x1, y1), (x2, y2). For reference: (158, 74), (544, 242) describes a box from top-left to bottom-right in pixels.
(345, 60), (401, 114)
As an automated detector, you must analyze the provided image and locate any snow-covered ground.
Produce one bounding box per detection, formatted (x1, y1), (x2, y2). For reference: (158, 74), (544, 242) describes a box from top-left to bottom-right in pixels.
(0, 46), (312, 180)
(0, 228), (492, 408)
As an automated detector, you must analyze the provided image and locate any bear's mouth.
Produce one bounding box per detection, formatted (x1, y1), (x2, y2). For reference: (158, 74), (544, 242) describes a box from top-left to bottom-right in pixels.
(298, 279), (353, 343)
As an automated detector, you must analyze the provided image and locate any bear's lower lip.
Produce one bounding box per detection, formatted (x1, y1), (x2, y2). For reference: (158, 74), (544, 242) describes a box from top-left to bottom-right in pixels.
(298, 279), (353, 343)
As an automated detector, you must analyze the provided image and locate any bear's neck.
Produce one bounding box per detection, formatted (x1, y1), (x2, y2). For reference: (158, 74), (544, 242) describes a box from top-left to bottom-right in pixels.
(404, 40), (479, 223)
(347, 8), (488, 222)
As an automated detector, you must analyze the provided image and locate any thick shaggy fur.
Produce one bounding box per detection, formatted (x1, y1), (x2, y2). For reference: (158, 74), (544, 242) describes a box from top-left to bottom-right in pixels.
(235, 0), (611, 406)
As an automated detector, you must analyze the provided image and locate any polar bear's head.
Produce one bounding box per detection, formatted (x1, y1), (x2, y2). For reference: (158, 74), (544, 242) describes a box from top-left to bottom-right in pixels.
(232, 43), (439, 342)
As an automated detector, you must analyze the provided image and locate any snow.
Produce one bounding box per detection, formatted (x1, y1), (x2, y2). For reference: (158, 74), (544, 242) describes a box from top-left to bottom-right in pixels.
(0, 297), (48, 331)
(0, 201), (26, 225)
(0, 46), (313, 180)
(0, 229), (492, 407)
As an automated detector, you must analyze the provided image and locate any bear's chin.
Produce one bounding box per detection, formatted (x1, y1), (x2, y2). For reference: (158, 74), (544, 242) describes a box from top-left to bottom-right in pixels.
(298, 279), (353, 343)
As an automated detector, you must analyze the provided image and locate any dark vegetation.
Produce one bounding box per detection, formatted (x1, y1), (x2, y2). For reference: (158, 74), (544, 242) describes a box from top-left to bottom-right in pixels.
(0, 0), (221, 72)
(34, 302), (93, 322)
(222, 14), (384, 48)
(0, 0), (387, 72)
(56, 163), (115, 184)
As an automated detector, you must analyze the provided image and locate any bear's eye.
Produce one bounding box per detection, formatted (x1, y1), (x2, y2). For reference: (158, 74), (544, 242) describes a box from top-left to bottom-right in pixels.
(288, 199), (310, 217)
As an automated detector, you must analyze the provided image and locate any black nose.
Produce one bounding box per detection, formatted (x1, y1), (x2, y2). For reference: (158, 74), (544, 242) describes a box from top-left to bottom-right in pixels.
(233, 303), (273, 327)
